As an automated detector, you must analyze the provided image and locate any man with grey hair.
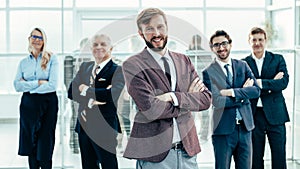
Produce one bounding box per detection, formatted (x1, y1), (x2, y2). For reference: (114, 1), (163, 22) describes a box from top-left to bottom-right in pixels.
(68, 33), (124, 169)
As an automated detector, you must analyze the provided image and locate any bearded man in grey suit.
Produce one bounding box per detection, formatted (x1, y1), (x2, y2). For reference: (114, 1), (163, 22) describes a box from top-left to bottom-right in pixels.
(122, 8), (212, 169)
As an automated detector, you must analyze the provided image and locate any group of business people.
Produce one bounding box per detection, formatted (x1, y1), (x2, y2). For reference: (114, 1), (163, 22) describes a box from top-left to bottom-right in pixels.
(13, 7), (289, 169)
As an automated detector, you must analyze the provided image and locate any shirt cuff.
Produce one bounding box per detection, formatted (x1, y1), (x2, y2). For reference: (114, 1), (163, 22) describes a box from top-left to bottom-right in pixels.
(88, 98), (94, 109)
(231, 89), (235, 97)
(80, 86), (89, 96)
(170, 92), (179, 106)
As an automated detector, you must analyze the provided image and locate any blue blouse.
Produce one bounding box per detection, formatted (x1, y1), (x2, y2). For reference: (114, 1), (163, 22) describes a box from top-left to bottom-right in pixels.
(14, 53), (59, 94)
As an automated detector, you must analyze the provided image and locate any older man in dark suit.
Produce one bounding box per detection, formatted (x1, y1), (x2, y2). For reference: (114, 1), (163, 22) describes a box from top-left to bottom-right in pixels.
(122, 8), (212, 169)
(243, 27), (290, 169)
(202, 30), (260, 169)
(68, 33), (124, 169)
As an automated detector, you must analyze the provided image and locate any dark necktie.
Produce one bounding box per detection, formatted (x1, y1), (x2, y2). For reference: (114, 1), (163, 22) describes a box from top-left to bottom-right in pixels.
(162, 57), (171, 86)
(224, 64), (242, 120)
(94, 65), (100, 76)
(224, 64), (232, 86)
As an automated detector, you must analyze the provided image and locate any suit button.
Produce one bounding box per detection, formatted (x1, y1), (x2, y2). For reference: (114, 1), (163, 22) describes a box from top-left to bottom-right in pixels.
(241, 100), (244, 103)
(268, 90), (271, 93)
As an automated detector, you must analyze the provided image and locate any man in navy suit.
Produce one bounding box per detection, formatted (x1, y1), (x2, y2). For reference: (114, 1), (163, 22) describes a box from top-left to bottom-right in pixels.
(202, 30), (260, 169)
(68, 33), (124, 169)
(243, 27), (290, 169)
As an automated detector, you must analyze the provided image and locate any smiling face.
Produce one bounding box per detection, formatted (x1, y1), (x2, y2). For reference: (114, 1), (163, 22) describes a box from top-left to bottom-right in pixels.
(138, 14), (168, 55)
(211, 36), (232, 62)
(29, 30), (44, 52)
(249, 33), (266, 59)
(91, 34), (113, 64)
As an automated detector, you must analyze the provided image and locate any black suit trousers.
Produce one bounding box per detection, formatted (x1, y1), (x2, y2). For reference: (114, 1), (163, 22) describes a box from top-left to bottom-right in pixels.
(78, 123), (119, 169)
(252, 107), (287, 169)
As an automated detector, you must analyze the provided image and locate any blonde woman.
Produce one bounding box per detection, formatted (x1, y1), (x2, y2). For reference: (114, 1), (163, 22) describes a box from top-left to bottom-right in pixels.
(14, 27), (59, 169)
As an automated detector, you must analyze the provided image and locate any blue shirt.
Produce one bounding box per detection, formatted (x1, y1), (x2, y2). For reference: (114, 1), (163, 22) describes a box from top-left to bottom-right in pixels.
(14, 53), (59, 94)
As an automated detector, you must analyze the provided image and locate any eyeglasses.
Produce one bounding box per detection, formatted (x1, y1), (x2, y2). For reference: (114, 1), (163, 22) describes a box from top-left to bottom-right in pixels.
(30, 35), (43, 41)
(211, 41), (229, 49)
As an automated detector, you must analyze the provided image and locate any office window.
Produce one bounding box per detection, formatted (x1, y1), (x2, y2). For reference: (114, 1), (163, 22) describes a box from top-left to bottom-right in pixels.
(9, 0), (62, 7)
(0, 1), (5, 8)
(206, 0), (264, 8)
(273, 10), (294, 48)
(206, 10), (265, 50)
(9, 11), (61, 53)
(62, 11), (74, 53)
(76, 0), (139, 7)
(142, 0), (203, 8)
(0, 11), (5, 52)
(271, 0), (293, 6)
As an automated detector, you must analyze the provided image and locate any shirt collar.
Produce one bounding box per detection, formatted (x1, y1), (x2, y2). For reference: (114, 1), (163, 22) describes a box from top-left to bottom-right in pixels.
(95, 58), (111, 69)
(251, 50), (265, 62)
(29, 52), (42, 59)
(216, 58), (232, 68)
(146, 47), (171, 62)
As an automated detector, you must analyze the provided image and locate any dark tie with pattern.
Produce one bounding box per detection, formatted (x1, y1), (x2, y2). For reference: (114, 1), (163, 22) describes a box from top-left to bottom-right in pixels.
(162, 57), (171, 86)
(94, 65), (100, 76)
(224, 64), (232, 86)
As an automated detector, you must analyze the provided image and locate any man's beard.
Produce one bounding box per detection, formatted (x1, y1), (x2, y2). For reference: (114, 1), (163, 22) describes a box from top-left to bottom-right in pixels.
(216, 50), (230, 61)
(143, 35), (168, 52)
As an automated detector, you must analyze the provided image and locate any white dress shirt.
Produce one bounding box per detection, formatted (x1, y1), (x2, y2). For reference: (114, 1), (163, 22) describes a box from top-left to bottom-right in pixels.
(147, 47), (181, 143)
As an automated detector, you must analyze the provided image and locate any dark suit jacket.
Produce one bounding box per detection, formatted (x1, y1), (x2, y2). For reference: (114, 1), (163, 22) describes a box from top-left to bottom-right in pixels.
(243, 51), (290, 125)
(68, 60), (124, 134)
(122, 48), (212, 162)
(202, 58), (260, 135)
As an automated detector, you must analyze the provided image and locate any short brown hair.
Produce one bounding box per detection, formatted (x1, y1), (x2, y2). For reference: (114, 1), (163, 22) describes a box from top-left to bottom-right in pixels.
(248, 27), (267, 40)
(209, 30), (232, 48)
(136, 8), (167, 31)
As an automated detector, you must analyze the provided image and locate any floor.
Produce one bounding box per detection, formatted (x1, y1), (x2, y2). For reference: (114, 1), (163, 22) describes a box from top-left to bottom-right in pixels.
(0, 115), (299, 169)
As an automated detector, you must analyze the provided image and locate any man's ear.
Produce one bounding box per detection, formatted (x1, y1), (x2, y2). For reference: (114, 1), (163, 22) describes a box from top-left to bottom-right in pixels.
(138, 30), (144, 38)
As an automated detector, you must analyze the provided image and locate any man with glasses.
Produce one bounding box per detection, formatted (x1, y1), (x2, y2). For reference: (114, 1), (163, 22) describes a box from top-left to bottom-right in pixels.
(202, 30), (260, 169)
(243, 27), (289, 169)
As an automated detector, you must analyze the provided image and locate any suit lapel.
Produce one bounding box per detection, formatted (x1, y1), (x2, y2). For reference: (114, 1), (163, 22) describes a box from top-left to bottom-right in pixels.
(261, 51), (271, 78)
(211, 58), (227, 84)
(141, 49), (171, 89)
(97, 60), (113, 78)
(247, 54), (260, 78)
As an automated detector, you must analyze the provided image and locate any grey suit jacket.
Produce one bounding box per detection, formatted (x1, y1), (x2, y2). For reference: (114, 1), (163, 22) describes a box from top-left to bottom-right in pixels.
(243, 51), (290, 125)
(122, 48), (212, 162)
(202, 58), (260, 135)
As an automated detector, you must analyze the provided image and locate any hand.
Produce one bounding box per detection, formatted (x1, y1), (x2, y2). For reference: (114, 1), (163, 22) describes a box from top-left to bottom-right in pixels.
(188, 77), (206, 93)
(106, 85), (112, 89)
(92, 100), (106, 105)
(220, 89), (232, 96)
(243, 78), (254, 88)
(38, 80), (48, 85)
(274, 72), (284, 80)
(79, 84), (88, 92)
(156, 92), (172, 102)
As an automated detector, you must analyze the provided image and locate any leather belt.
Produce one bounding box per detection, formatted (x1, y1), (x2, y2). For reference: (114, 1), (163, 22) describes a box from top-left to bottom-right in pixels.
(171, 141), (184, 150)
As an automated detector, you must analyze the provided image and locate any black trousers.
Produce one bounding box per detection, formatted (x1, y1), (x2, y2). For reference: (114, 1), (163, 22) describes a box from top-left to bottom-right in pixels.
(19, 92), (58, 169)
(252, 107), (287, 169)
(78, 127), (119, 169)
(28, 153), (52, 169)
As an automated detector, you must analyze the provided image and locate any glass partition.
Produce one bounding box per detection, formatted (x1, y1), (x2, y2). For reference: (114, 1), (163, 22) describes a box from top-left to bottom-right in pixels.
(294, 47), (300, 162)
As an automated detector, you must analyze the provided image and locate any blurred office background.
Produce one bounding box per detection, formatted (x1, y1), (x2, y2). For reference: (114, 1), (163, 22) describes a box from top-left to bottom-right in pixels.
(0, 0), (300, 168)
